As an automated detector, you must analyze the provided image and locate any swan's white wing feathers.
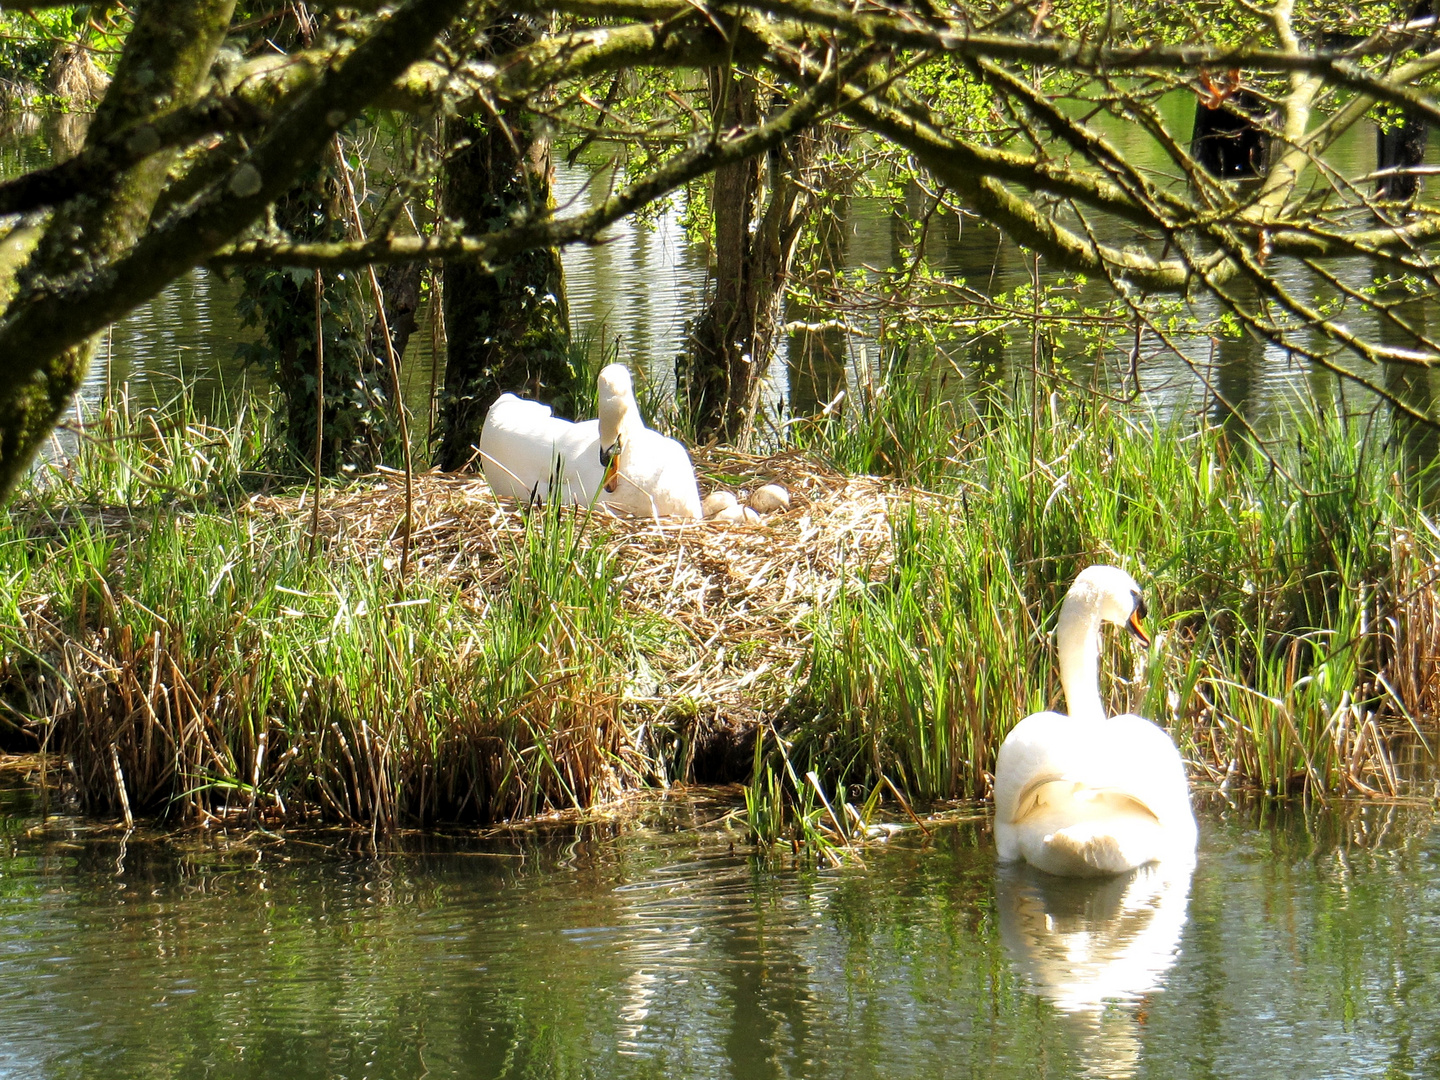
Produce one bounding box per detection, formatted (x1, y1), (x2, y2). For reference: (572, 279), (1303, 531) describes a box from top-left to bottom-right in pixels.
(606, 428), (703, 519)
(478, 396), (606, 509)
(1014, 780), (1161, 826)
(479, 395), (568, 501)
(994, 710), (1072, 862)
(550, 419), (604, 506)
(994, 710), (1196, 876)
(1099, 713), (1196, 845)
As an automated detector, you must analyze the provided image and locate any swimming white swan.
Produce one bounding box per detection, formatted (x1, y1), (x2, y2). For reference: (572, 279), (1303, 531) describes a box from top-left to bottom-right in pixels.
(993, 565), (1197, 877)
(478, 364), (702, 520)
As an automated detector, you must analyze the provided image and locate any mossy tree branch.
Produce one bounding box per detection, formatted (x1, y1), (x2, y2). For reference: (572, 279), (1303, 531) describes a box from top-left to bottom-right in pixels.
(0, 0), (484, 400)
(211, 53), (866, 269)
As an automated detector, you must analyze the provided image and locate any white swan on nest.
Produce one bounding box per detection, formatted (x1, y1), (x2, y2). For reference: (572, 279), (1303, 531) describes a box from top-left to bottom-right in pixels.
(478, 364), (702, 520)
(993, 565), (1196, 877)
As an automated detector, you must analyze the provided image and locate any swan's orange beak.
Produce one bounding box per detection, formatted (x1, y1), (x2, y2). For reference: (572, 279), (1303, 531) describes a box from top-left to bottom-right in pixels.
(1127, 596), (1151, 648)
(599, 441), (621, 493)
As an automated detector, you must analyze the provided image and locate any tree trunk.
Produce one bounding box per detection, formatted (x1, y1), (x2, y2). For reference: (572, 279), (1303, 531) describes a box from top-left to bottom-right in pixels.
(784, 143), (850, 419)
(233, 6), (404, 477)
(685, 74), (823, 445)
(0, 0), (236, 500)
(685, 68), (763, 443)
(1376, 108), (1429, 203)
(434, 16), (571, 472)
(1378, 0), (1435, 204)
(234, 170), (396, 475)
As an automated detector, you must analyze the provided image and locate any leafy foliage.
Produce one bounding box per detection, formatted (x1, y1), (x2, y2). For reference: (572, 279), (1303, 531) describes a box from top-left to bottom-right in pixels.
(233, 170), (400, 476)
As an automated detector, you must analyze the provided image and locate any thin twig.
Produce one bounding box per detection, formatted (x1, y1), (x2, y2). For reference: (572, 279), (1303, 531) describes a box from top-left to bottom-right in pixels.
(333, 139), (414, 579)
(882, 772), (931, 838)
(311, 268), (324, 556)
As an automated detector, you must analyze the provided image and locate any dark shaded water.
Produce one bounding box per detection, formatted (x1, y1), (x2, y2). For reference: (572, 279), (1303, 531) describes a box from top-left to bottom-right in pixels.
(1, 781), (1438, 1080)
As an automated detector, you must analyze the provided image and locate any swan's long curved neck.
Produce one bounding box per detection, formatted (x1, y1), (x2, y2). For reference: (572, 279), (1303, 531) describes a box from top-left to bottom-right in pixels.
(599, 391), (642, 449)
(1056, 592), (1106, 722)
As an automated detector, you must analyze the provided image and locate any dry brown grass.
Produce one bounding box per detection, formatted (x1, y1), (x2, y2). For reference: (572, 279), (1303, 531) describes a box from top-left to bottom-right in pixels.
(44, 41), (109, 107)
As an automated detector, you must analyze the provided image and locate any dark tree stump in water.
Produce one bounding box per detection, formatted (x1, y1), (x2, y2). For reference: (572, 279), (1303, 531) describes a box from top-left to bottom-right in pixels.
(1191, 90), (1271, 179)
(1376, 113), (1429, 202)
(1376, 1), (1433, 203)
(368, 263), (424, 368)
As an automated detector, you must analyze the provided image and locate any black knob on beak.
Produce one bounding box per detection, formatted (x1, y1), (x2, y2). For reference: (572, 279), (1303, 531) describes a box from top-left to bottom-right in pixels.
(599, 439), (621, 493)
(1127, 591), (1151, 648)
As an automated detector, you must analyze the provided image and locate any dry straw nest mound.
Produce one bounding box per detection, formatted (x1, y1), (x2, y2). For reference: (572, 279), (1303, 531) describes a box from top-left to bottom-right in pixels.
(7, 447), (933, 825)
(249, 449), (921, 733)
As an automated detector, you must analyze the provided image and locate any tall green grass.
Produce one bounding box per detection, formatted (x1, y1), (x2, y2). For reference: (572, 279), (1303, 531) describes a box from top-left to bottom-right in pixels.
(787, 346), (967, 488)
(6, 371), (1438, 835)
(2, 392), (648, 826)
(787, 387), (1439, 803)
(30, 380), (272, 507)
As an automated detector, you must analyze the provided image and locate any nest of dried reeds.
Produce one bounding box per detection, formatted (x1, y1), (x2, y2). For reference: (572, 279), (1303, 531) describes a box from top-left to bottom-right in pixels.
(5, 446), (928, 830)
(249, 448), (914, 745)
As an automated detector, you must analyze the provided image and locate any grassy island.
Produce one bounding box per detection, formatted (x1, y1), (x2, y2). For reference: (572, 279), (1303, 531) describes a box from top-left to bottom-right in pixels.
(2, 380), (1437, 836)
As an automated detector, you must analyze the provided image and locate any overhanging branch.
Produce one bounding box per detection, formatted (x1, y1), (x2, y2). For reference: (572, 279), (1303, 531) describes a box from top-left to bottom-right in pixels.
(0, 0), (485, 383)
(210, 48), (872, 270)
(0, 96), (263, 216)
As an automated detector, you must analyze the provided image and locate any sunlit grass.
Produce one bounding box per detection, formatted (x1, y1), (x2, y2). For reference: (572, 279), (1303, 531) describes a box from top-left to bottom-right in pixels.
(4, 372), (1437, 835)
(787, 348), (966, 489)
(2, 393), (645, 826)
(27, 379), (273, 507)
(785, 383), (1439, 806)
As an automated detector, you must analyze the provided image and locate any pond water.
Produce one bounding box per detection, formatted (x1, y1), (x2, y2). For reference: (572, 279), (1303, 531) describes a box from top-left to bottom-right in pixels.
(1, 782), (1438, 1080)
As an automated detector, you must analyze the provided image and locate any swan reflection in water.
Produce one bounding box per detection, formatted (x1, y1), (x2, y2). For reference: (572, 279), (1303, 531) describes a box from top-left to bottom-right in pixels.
(997, 860), (1194, 1078)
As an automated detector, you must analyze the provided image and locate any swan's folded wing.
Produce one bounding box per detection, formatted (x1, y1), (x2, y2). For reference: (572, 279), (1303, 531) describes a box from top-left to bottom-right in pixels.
(1012, 778), (1162, 826)
(994, 711), (1077, 820)
(1011, 774), (1066, 824)
(1073, 786), (1163, 823)
(1098, 714), (1196, 834)
(481, 397), (604, 504)
(604, 429), (703, 519)
(480, 396), (559, 500)
(551, 418), (604, 505)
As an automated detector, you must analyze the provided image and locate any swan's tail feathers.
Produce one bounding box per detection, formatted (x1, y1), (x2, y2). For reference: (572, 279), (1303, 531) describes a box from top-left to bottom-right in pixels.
(1042, 821), (1156, 876)
(1041, 827), (1127, 877)
(1013, 779), (1165, 876)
